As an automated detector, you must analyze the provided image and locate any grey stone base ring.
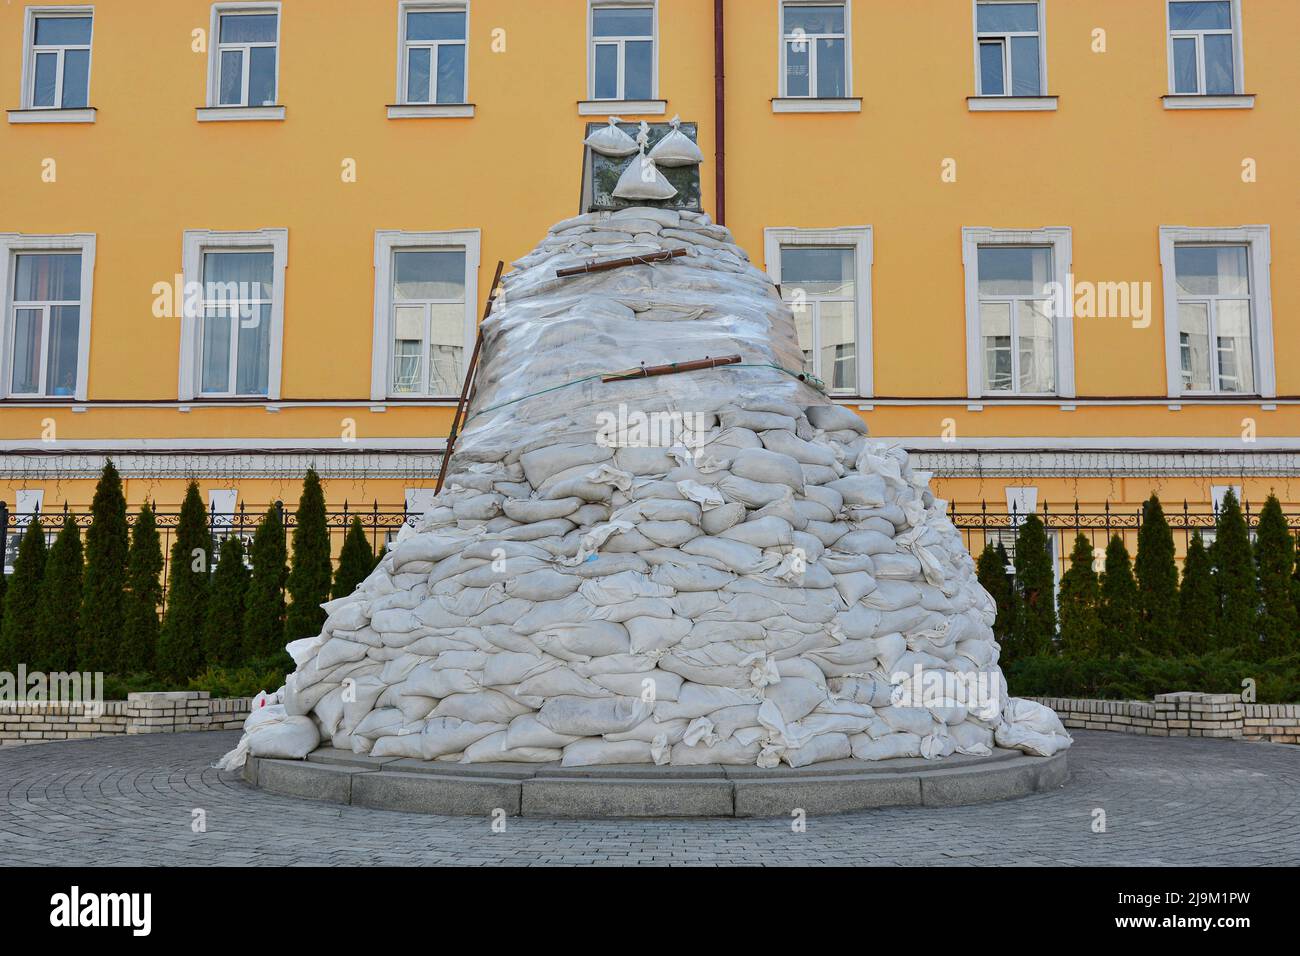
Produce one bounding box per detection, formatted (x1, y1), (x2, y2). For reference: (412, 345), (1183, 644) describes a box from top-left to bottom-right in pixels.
(243, 746), (1068, 818)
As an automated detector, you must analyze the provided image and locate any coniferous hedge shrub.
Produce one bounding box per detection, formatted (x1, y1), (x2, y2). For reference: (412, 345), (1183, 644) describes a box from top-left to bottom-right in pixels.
(1178, 530), (1215, 654)
(1011, 514), (1056, 659)
(242, 506), (287, 663)
(1255, 495), (1297, 658)
(203, 535), (249, 667)
(79, 460), (129, 673)
(285, 468), (331, 642)
(333, 515), (374, 599)
(1098, 534), (1138, 655)
(1135, 494), (1179, 655)
(1057, 533), (1101, 656)
(976, 541), (1017, 646)
(120, 502), (163, 675)
(157, 482), (210, 681)
(1211, 489), (1255, 655)
(34, 516), (82, 673)
(0, 518), (46, 671)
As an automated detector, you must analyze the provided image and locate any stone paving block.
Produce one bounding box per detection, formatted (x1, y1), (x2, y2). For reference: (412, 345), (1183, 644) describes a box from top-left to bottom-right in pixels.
(522, 778), (734, 818)
(352, 770), (522, 815)
(733, 772), (922, 817)
(257, 759), (367, 804)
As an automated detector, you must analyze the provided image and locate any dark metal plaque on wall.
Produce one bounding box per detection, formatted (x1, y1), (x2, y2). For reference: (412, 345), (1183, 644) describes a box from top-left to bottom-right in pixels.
(580, 120), (702, 213)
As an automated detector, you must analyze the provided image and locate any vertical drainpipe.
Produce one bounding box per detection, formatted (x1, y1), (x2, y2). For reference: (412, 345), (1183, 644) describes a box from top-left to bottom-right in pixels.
(713, 0), (726, 226)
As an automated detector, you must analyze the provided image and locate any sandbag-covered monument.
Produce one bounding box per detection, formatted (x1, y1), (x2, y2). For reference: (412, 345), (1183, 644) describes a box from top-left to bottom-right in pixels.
(225, 121), (1070, 816)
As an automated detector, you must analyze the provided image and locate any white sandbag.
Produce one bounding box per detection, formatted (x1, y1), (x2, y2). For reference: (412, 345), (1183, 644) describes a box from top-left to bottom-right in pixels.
(461, 731), (562, 764)
(584, 117), (640, 157)
(432, 689), (533, 724)
(851, 731), (922, 761)
(561, 738), (656, 766)
(592, 669), (684, 701)
(729, 448), (805, 492)
(805, 404), (868, 434)
(537, 695), (652, 736)
(505, 714), (580, 750)
(613, 151), (677, 201)
(647, 114), (703, 166)
(782, 731), (852, 768)
(669, 737), (761, 766)
(246, 714), (320, 760)
(995, 721), (1071, 757)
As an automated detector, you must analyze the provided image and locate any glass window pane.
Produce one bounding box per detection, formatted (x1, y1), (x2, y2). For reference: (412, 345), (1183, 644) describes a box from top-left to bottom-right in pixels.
(429, 304), (465, 394)
(1010, 36), (1040, 96)
(1018, 300), (1055, 393)
(201, 310), (232, 393)
(624, 40), (653, 99)
(248, 46), (276, 105)
(436, 44), (466, 103)
(219, 49), (244, 105)
(236, 303), (271, 395)
(33, 52), (58, 107)
(976, 2), (1039, 33)
(594, 43), (619, 99)
(406, 10), (466, 42)
(15, 254), (81, 302)
(783, 5), (845, 35)
(1172, 36), (1198, 93)
(219, 14), (278, 43)
(1215, 300), (1253, 393)
(394, 251), (466, 300)
(816, 38), (846, 97)
(392, 338), (423, 394)
(204, 252), (273, 301)
(785, 41), (810, 96)
(407, 47), (431, 101)
(1203, 32), (1234, 94)
(980, 302), (1013, 392)
(1174, 245), (1249, 296)
(34, 16), (92, 45)
(979, 40), (1005, 96)
(46, 305), (80, 396)
(60, 48), (90, 107)
(781, 248), (854, 297)
(593, 7), (653, 37)
(11, 308), (43, 394)
(1169, 1), (1232, 31)
(1178, 302), (1211, 391)
(978, 246), (1050, 296)
(819, 301), (856, 393)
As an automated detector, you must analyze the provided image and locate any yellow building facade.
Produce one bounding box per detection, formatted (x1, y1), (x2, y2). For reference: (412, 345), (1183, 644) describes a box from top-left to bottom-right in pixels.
(1, 0), (1296, 568)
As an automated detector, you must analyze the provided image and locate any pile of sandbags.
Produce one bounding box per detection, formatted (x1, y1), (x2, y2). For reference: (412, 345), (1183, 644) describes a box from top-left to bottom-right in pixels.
(220, 207), (1069, 772)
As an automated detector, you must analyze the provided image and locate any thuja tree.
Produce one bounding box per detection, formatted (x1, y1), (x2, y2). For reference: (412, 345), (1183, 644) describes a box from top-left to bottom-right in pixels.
(79, 459), (130, 674)
(1178, 530), (1215, 654)
(976, 541), (1017, 647)
(1012, 514), (1056, 658)
(157, 482), (210, 681)
(34, 516), (83, 673)
(1057, 533), (1101, 656)
(203, 535), (249, 667)
(1098, 534), (1138, 656)
(0, 518), (46, 671)
(285, 468), (332, 643)
(243, 505), (287, 663)
(1210, 489), (1255, 655)
(120, 502), (163, 675)
(333, 516), (374, 600)
(1254, 494), (1298, 658)
(1134, 494), (1179, 654)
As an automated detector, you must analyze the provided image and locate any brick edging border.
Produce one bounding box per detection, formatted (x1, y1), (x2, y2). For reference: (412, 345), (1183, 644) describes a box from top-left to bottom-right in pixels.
(0, 691), (252, 746)
(1027, 692), (1299, 745)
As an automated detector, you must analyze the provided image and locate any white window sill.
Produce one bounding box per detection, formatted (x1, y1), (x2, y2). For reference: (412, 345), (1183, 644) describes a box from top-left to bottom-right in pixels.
(577, 99), (666, 116)
(772, 97), (862, 114)
(196, 105), (286, 122)
(967, 95), (1058, 112)
(387, 103), (476, 119)
(1162, 94), (1254, 110)
(8, 107), (97, 124)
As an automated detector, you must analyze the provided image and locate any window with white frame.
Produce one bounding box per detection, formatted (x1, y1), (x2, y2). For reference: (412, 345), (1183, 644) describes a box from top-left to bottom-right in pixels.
(179, 229), (287, 401)
(780, 3), (848, 98)
(0, 234), (96, 401)
(1167, 1), (1241, 95)
(22, 8), (93, 109)
(589, 3), (656, 101)
(764, 227), (873, 397)
(974, 1), (1043, 96)
(1160, 226), (1273, 398)
(400, 4), (468, 104)
(371, 231), (480, 401)
(211, 6), (280, 107)
(962, 227), (1073, 399)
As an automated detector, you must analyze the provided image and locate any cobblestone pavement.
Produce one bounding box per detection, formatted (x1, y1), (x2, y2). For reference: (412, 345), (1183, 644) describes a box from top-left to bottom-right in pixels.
(1, 730), (1297, 866)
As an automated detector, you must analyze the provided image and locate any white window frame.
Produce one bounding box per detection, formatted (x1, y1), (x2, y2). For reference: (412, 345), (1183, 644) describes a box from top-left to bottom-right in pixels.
(371, 229), (481, 401)
(778, 0), (852, 99)
(205, 2), (282, 109)
(395, 1), (470, 110)
(0, 233), (96, 402)
(972, 0), (1046, 97)
(587, 0), (658, 103)
(1165, 0), (1244, 96)
(962, 226), (1074, 399)
(763, 226), (873, 398)
(179, 229), (288, 402)
(20, 5), (94, 111)
(1159, 225), (1273, 399)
